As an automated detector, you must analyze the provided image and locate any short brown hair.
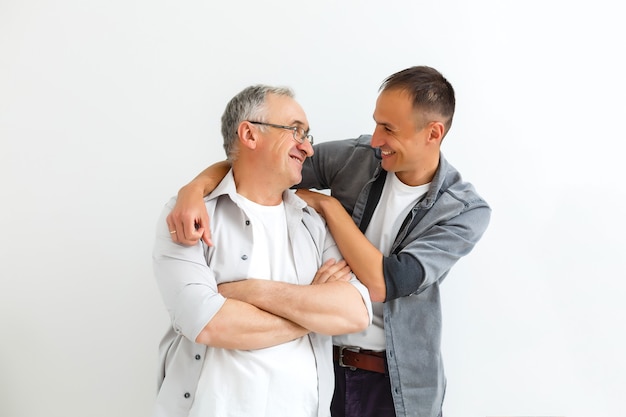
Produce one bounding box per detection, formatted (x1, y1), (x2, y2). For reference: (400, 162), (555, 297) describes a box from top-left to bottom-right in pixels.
(380, 66), (455, 136)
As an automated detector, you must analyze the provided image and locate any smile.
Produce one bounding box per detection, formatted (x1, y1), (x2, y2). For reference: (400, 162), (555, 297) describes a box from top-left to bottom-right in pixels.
(290, 154), (304, 164)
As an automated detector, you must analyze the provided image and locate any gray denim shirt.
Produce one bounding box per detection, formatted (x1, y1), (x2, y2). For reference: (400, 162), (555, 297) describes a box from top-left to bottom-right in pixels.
(299, 135), (491, 417)
(152, 170), (372, 417)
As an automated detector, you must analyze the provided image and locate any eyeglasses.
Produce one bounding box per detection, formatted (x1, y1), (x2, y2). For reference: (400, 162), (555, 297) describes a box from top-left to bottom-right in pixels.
(248, 121), (314, 145)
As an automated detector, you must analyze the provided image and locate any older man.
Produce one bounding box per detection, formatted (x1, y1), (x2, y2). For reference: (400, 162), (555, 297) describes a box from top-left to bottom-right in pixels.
(152, 85), (372, 417)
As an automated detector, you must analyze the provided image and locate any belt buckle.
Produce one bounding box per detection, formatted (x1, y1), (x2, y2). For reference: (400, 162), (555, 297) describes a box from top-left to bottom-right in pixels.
(338, 346), (360, 371)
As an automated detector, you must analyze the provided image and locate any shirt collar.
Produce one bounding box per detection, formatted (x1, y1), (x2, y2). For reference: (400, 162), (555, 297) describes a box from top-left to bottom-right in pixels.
(207, 169), (308, 211)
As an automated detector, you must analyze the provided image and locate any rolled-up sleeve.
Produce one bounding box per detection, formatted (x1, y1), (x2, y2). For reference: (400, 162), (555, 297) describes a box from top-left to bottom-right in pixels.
(383, 200), (491, 301)
(152, 198), (226, 342)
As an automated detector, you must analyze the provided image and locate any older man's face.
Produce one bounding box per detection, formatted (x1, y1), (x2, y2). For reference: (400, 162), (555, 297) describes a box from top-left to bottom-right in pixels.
(256, 94), (314, 188)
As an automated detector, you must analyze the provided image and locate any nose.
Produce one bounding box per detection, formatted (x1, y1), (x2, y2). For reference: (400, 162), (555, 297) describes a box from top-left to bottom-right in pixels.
(370, 126), (384, 148)
(297, 140), (314, 157)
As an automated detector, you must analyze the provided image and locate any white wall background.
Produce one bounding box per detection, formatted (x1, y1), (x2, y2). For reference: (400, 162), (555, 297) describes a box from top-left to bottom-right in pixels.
(1, 1), (624, 416)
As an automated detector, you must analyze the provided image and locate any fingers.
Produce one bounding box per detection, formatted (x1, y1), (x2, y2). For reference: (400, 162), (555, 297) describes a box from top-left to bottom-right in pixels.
(197, 212), (213, 246)
(166, 211), (204, 246)
(312, 259), (353, 285)
(295, 189), (333, 219)
(295, 189), (320, 212)
(294, 189), (310, 199)
(328, 264), (352, 282)
(165, 213), (181, 244)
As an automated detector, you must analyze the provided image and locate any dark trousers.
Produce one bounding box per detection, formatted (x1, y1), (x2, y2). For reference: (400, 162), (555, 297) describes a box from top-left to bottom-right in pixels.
(330, 361), (396, 417)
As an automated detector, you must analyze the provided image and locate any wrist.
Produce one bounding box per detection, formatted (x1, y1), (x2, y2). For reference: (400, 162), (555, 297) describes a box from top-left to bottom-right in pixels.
(179, 181), (207, 198)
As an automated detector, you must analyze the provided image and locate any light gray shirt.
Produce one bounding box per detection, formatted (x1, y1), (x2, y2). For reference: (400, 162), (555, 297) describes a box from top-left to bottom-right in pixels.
(152, 170), (372, 417)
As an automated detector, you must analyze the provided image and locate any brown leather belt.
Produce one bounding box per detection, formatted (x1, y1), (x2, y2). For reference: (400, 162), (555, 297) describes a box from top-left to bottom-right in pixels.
(333, 345), (387, 374)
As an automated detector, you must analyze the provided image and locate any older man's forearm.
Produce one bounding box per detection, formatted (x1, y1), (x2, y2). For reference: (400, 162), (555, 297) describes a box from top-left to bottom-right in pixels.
(219, 280), (370, 335)
(195, 298), (309, 349)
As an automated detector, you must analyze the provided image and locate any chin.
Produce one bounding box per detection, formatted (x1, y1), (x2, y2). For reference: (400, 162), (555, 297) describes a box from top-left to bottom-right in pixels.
(381, 160), (395, 172)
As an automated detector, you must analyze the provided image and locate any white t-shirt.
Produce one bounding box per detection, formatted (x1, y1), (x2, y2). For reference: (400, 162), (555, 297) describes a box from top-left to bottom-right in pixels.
(334, 173), (429, 351)
(189, 195), (318, 417)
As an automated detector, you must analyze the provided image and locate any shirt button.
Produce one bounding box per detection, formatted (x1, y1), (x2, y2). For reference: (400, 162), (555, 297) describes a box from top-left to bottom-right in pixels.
(245, 220), (250, 225)
(184, 392), (191, 398)
(241, 255), (248, 260)
(195, 354), (201, 360)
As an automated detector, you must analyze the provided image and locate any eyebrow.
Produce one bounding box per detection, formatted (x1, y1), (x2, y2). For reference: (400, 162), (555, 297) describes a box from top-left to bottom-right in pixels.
(373, 117), (397, 131)
(291, 119), (310, 131)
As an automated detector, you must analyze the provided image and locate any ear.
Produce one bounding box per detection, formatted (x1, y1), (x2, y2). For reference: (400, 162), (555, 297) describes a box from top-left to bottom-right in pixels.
(427, 121), (445, 145)
(237, 121), (259, 150)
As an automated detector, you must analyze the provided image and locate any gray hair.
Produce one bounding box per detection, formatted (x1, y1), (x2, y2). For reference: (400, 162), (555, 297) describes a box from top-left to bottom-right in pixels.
(221, 84), (295, 160)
